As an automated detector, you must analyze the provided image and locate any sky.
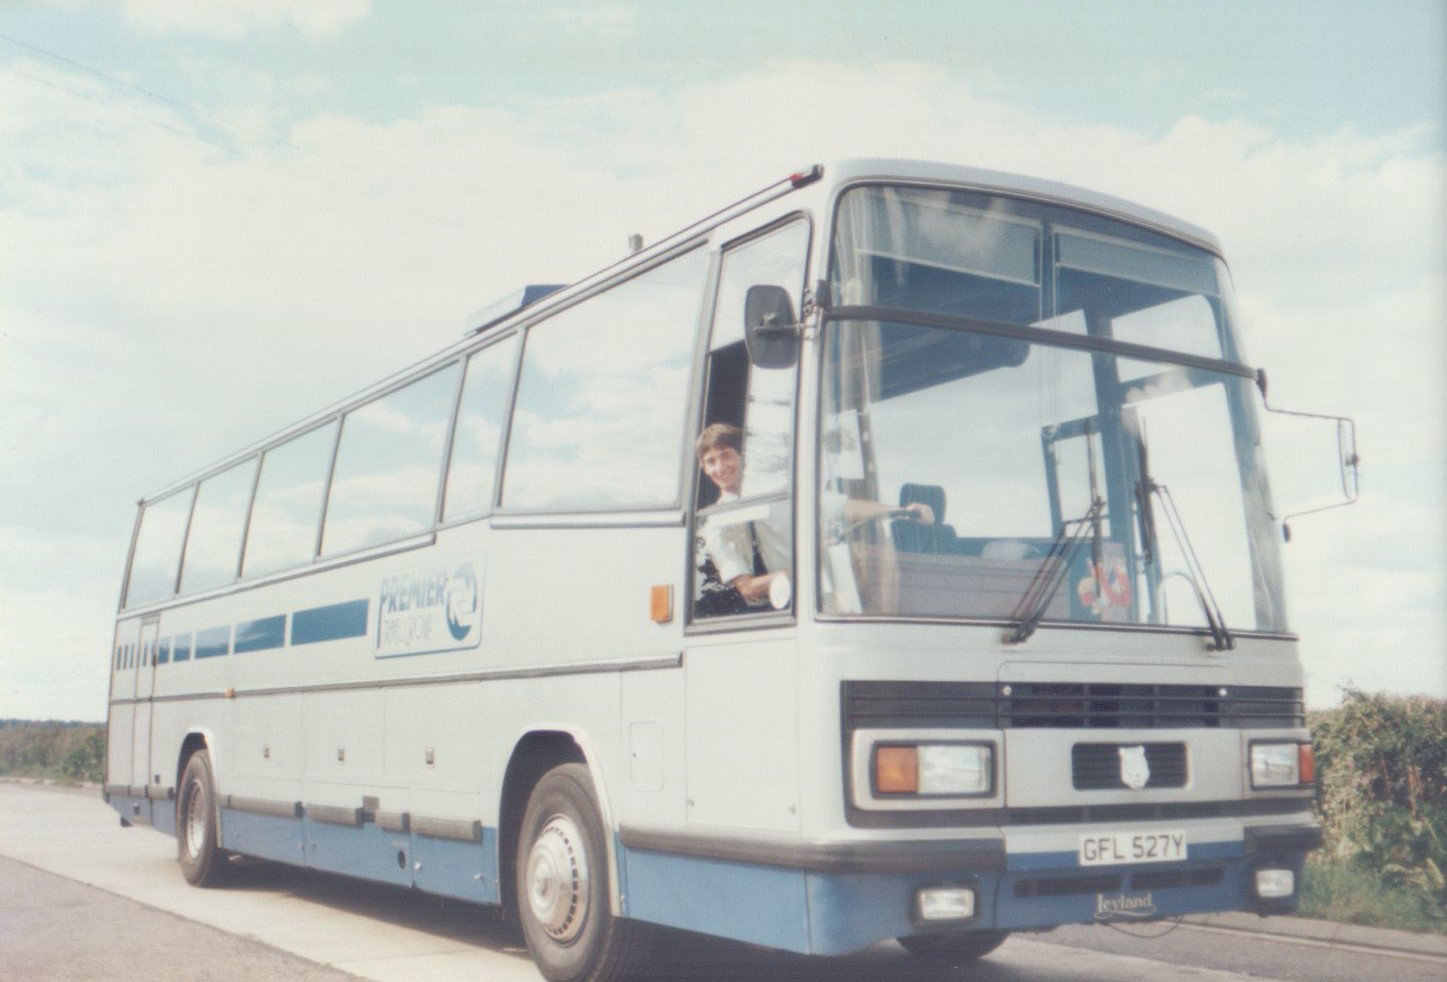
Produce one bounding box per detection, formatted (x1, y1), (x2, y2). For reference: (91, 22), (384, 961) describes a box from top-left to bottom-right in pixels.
(1, 0), (1443, 720)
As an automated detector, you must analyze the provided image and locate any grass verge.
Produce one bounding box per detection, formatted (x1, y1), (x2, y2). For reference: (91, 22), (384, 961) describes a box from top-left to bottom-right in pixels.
(1299, 854), (1446, 935)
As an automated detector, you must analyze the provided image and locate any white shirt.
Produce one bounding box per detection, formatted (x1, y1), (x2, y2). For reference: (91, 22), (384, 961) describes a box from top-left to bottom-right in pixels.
(699, 491), (791, 585)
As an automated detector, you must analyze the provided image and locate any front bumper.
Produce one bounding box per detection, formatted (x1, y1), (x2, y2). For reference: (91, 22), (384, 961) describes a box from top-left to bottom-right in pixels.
(618, 818), (1319, 955)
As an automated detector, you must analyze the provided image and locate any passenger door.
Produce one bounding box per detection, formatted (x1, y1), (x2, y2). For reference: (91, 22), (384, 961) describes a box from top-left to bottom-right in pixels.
(131, 618), (160, 791)
(106, 619), (142, 791)
(684, 217), (811, 833)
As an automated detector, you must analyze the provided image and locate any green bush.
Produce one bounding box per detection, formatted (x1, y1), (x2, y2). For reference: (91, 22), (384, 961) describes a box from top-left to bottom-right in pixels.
(1308, 691), (1446, 929)
(0, 720), (106, 785)
(60, 729), (106, 782)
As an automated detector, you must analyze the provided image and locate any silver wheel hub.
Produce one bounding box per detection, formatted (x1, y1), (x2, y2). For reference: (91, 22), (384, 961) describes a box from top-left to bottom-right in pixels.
(525, 814), (590, 943)
(185, 783), (206, 858)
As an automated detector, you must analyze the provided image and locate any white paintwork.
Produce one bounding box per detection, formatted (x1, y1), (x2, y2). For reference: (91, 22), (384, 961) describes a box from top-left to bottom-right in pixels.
(684, 637), (800, 832)
(102, 161), (1312, 958)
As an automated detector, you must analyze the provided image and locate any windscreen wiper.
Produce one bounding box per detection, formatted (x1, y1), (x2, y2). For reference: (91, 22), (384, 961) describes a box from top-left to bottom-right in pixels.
(1010, 420), (1108, 645)
(1005, 494), (1104, 645)
(1134, 432), (1158, 568)
(1136, 451), (1235, 651)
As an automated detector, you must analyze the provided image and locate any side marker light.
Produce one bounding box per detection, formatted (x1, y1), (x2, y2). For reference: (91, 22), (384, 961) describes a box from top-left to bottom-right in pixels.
(650, 584), (673, 624)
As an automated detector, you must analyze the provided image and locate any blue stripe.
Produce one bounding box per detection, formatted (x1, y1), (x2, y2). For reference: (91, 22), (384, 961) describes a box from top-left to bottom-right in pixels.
(235, 615), (286, 653)
(216, 808), (498, 905)
(155, 598), (368, 666)
(292, 599), (369, 645)
(194, 625), (231, 659)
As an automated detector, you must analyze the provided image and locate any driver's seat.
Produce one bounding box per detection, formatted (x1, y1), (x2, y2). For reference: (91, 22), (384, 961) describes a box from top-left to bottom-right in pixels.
(893, 483), (957, 554)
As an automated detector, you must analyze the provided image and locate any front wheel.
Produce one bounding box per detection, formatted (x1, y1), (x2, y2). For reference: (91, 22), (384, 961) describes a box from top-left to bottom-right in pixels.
(898, 929), (1009, 963)
(176, 749), (228, 886)
(516, 763), (646, 982)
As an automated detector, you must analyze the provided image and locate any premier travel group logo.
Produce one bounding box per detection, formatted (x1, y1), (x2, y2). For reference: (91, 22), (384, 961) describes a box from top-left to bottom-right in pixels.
(377, 561), (482, 657)
(445, 563), (479, 641)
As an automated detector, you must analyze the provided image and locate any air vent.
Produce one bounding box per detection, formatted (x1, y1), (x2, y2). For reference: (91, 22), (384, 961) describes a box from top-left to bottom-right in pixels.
(842, 681), (1304, 731)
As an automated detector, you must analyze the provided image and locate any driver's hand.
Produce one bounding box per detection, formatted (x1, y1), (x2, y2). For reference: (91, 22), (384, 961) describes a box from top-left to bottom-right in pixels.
(905, 502), (935, 526)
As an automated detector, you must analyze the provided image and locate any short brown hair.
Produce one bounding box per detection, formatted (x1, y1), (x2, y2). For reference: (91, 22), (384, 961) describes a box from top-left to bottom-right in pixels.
(696, 422), (743, 461)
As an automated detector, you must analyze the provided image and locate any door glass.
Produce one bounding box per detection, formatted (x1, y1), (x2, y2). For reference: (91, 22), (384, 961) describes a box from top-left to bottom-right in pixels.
(692, 219), (809, 618)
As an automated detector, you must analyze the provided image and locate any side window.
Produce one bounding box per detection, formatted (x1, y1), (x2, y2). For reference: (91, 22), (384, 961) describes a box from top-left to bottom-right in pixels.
(692, 219), (810, 618)
(502, 248), (708, 510)
(241, 421), (338, 579)
(179, 458), (258, 594)
(321, 364), (461, 557)
(124, 487), (196, 608)
(443, 334), (520, 521)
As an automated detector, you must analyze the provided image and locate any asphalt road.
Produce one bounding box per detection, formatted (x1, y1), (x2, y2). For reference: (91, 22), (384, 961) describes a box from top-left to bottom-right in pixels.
(1, 781), (1442, 981)
(0, 855), (358, 982)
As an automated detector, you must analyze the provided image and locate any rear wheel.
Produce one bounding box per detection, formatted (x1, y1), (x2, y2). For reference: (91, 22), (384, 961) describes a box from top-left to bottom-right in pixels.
(898, 929), (1009, 963)
(516, 763), (645, 982)
(176, 749), (228, 886)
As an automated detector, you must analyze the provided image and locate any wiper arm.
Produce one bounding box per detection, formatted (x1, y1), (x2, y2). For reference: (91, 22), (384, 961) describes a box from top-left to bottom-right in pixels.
(1150, 482), (1235, 652)
(1006, 495), (1104, 644)
(1134, 432), (1158, 567)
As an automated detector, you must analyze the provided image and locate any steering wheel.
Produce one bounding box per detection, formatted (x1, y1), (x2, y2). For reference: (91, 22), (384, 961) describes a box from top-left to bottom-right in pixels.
(840, 508), (919, 539)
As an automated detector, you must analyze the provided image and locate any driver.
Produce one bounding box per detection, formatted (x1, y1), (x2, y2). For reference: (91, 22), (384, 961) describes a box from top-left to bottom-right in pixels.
(696, 423), (933, 608)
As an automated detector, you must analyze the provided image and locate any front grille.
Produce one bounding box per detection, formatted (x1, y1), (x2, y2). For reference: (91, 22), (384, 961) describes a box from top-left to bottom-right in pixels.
(843, 681), (1304, 731)
(1011, 868), (1221, 899)
(1072, 743), (1188, 790)
(1002, 683), (1303, 728)
(1131, 867), (1224, 890)
(1015, 873), (1121, 898)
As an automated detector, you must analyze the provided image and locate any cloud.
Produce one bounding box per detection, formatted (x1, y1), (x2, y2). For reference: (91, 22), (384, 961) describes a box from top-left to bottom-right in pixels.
(1, 55), (1441, 717)
(539, 2), (637, 42)
(55, 0), (374, 38)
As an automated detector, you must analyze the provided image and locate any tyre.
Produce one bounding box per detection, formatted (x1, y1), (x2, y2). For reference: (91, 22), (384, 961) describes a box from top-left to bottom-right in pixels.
(176, 749), (228, 886)
(898, 929), (1009, 963)
(516, 763), (646, 982)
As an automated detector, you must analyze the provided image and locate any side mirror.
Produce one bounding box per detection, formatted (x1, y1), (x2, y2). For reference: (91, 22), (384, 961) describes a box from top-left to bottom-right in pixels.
(743, 285), (800, 370)
(1258, 374), (1360, 540)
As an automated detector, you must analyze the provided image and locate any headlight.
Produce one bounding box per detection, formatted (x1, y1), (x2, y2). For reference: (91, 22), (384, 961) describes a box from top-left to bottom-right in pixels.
(874, 743), (993, 796)
(1250, 742), (1315, 788)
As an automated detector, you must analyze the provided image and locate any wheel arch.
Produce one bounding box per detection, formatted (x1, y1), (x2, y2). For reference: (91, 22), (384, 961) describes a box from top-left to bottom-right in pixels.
(498, 727), (623, 921)
(175, 728), (217, 790)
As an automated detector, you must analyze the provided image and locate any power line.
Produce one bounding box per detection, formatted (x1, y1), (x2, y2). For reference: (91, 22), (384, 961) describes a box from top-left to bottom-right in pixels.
(0, 29), (229, 129)
(0, 62), (242, 158)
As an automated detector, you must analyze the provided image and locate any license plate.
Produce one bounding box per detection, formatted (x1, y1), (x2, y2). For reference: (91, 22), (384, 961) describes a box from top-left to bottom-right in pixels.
(1078, 830), (1187, 866)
